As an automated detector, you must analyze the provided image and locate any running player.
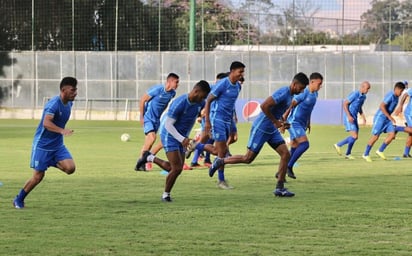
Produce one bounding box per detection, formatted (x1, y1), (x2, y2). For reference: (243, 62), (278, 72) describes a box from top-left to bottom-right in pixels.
(209, 72), (309, 197)
(394, 81), (412, 157)
(282, 72), (323, 179)
(135, 80), (211, 202)
(334, 81), (371, 159)
(135, 73), (179, 171)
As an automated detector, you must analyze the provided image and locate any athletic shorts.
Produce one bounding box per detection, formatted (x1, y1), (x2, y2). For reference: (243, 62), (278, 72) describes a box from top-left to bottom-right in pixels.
(30, 146), (72, 172)
(161, 134), (184, 153)
(405, 114), (412, 127)
(344, 116), (359, 132)
(211, 120), (231, 142)
(143, 118), (160, 135)
(288, 124), (307, 140)
(247, 125), (285, 154)
(371, 117), (395, 135)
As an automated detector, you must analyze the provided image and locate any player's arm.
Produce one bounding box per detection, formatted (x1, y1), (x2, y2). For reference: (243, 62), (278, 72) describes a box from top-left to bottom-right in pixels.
(139, 93), (151, 125)
(282, 99), (298, 122)
(394, 93), (408, 116)
(343, 99), (354, 123)
(43, 114), (73, 136)
(203, 94), (216, 136)
(164, 116), (190, 148)
(379, 102), (396, 124)
(260, 96), (284, 129)
(359, 108), (367, 125)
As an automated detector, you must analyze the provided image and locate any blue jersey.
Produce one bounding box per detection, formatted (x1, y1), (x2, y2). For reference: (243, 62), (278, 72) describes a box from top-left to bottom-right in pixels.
(210, 77), (241, 124)
(403, 88), (412, 116)
(253, 86), (292, 134)
(374, 90), (399, 120)
(160, 94), (205, 139)
(347, 90), (367, 118)
(33, 96), (72, 150)
(144, 84), (176, 121)
(288, 87), (318, 127)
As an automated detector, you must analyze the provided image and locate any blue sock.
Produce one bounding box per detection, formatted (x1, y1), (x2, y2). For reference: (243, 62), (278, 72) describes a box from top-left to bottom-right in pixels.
(346, 137), (356, 155)
(17, 189), (27, 200)
(204, 152), (211, 162)
(378, 143), (388, 152)
(290, 147), (296, 157)
(218, 168), (225, 182)
(191, 149), (200, 164)
(195, 143), (205, 152)
(288, 141), (309, 168)
(364, 145), (372, 156)
(404, 147), (411, 156)
(337, 136), (351, 147)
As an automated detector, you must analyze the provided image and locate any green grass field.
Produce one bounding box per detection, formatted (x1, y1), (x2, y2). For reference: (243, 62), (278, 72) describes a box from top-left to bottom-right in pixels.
(1, 119), (411, 255)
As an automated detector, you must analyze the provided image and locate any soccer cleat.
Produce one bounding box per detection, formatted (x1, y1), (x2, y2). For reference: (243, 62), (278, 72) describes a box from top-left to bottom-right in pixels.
(161, 196), (173, 202)
(183, 163), (193, 170)
(333, 144), (342, 155)
(190, 162), (201, 168)
(362, 155), (372, 162)
(185, 140), (198, 159)
(13, 196), (25, 209)
(217, 180), (234, 190)
(135, 151), (151, 171)
(273, 188), (295, 197)
(203, 160), (212, 168)
(287, 167), (296, 179)
(345, 155), (355, 160)
(208, 158), (224, 177)
(403, 154), (412, 158)
(375, 150), (387, 160)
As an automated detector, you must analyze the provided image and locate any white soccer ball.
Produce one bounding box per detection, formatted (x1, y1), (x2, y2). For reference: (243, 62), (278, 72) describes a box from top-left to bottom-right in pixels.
(120, 133), (131, 142)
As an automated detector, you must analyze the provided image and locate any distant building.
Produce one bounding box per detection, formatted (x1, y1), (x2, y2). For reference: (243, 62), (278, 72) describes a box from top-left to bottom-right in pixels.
(214, 44), (402, 52)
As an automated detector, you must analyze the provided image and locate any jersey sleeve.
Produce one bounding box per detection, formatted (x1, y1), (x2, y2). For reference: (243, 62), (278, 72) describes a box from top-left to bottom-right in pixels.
(44, 98), (59, 117)
(210, 79), (225, 98)
(346, 91), (357, 104)
(147, 85), (162, 97)
(166, 95), (185, 120)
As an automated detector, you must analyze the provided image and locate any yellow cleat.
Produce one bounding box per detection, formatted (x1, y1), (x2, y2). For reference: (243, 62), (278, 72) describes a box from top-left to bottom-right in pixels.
(345, 155), (355, 160)
(375, 150), (387, 160)
(333, 144), (342, 155)
(362, 155), (372, 162)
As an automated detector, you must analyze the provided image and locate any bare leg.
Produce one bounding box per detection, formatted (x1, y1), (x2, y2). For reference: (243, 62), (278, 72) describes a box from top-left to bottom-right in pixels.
(164, 151), (184, 193)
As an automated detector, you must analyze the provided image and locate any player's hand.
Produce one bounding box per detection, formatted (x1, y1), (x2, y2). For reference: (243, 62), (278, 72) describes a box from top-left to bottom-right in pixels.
(61, 129), (74, 136)
(182, 137), (190, 148)
(348, 116), (354, 123)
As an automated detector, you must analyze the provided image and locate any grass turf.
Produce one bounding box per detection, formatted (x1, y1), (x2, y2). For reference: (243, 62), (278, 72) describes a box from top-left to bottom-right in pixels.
(0, 119), (411, 255)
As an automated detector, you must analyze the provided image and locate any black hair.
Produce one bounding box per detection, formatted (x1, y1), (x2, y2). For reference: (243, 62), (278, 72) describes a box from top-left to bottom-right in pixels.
(230, 61), (245, 71)
(167, 73), (179, 80)
(60, 77), (77, 89)
(293, 72), (309, 86)
(216, 72), (228, 80)
(395, 81), (406, 90)
(310, 72), (323, 80)
(195, 80), (211, 94)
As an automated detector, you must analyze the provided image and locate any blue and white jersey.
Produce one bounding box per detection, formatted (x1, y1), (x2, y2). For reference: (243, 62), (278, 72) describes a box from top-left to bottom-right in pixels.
(374, 90), (399, 120)
(32, 96), (72, 150)
(347, 90), (367, 118)
(403, 88), (412, 116)
(253, 86), (292, 134)
(287, 87), (318, 127)
(160, 94), (205, 139)
(144, 84), (176, 121)
(210, 77), (241, 124)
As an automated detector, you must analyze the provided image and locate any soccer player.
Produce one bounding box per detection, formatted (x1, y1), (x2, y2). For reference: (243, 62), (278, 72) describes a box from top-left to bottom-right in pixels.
(203, 61), (245, 189)
(13, 77), (78, 209)
(334, 81), (371, 159)
(209, 72), (309, 197)
(282, 72), (323, 179)
(394, 81), (412, 157)
(135, 73), (179, 171)
(362, 82), (406, 162)
(135, 80), (211, 202)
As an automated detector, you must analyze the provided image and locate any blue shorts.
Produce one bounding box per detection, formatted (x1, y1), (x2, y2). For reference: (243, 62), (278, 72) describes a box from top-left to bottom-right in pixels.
(371, 117), (395, 135)
(30, 146), (72, 172)
(161, 134), (184, 153)
(143, 118), (160, 135)
(405, 114), (412, 127)
(344, 116), (359, 132)
(211, 120), (230, 142)
(247, 126), (285, 154)
(288, 124), (307, 140)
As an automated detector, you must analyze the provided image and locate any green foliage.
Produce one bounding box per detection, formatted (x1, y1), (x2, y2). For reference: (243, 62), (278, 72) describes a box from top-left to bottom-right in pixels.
(1, 120), (412, 255)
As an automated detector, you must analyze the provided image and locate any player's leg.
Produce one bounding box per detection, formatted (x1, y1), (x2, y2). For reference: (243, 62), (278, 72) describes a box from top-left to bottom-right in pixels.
(163, 150), (185, 202)
(375, 131), (396, 160)
(286, 125), (308, 179)
(55, 146), (76, 174)
(363, 119), (384, 161)
(402, 116), (412, 157)
(272, 143), (294, 197)
(135, 131), (156, 171)
(344, 130), (358, 158)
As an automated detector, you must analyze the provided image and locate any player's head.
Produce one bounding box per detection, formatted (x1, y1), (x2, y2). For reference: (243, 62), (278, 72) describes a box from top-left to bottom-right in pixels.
(60, 77), (78, 101)
(165, 73), (180, 91)
(360, 81), (371, 94)
(189, 80), (211, 103)
(228, 61), (245, 83)
(394, 81), (406, 96)
(216, 72), (228, 82)
(291, 72), (309, 94)
(309, 72), (323, 92)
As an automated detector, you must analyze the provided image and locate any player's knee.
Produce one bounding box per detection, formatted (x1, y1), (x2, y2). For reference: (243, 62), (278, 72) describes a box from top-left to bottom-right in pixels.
(65, 166), (76, 175)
